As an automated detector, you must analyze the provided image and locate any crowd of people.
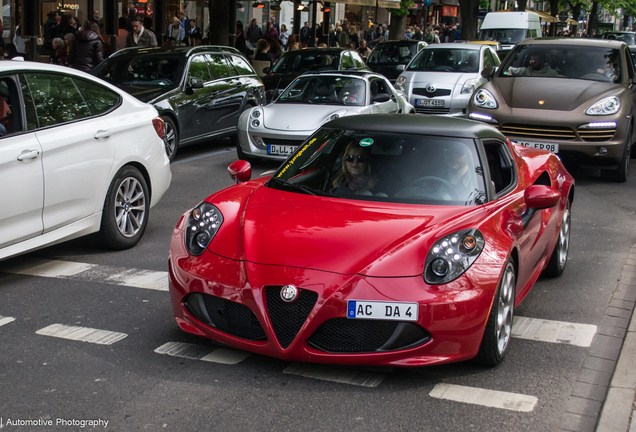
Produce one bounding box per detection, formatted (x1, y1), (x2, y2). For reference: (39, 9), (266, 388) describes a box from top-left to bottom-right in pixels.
(233, 17), (466, 66)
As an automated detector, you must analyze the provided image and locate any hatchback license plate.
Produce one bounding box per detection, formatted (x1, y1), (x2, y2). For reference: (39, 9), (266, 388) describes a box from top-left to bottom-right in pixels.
(268, 144), (298, 156)
(513, 140), (559, 153)
(347, 300), (418, 321)
(416, 99), (444, 107)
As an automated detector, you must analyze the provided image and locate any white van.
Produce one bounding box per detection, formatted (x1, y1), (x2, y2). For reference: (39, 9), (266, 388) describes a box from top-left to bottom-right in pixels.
(478, 12), (542, 51)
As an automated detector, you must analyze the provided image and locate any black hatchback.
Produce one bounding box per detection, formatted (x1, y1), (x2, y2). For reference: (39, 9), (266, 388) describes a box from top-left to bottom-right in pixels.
(92, 46), (265, 161)
(367, 40), (428, 84)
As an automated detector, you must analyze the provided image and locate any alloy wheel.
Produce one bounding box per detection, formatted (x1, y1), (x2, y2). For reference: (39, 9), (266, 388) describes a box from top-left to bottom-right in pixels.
(496, 265), (515, 355)
(114, 177), (146, 238)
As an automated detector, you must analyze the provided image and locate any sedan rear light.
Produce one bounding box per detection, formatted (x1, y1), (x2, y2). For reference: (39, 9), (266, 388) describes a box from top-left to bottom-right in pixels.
(152, 117), (165, 140)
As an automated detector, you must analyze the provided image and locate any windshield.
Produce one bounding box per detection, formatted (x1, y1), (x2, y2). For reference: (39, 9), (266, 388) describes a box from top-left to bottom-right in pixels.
(268, 128), (486, 206)
(407, 49), (480, 73)
(368, 44), (417, 65)
(271, 51), (340, 73)
(93, 55), (186, 87)
(499, 44), (622, 83)
(605, 32), (636, 45)
(277, 75), (366, 106)
(478, 29), (527, 44)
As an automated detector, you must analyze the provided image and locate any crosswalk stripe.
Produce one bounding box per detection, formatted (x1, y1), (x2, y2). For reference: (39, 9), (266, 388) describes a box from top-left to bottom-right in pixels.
(283, 362), (387, 387)
(0, 315), (15, 327)
(36, 324), (127, 345)
(512, 316), (597, 347)
(429, 384), (538, 412)
(154, 342), (250, 365)
(1, 258), (168, 291)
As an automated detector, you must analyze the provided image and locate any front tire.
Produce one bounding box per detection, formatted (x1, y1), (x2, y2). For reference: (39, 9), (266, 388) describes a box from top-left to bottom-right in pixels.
(162, 116), (179, 162)
(543, 200), (571, 277)
(99, 166), (150, 250)
(475, 259), (515, 367)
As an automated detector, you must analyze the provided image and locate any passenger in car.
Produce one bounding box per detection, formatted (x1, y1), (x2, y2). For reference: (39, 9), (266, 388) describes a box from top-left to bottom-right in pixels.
(439, 141), (478, 199)
(332, 142), (377, 195)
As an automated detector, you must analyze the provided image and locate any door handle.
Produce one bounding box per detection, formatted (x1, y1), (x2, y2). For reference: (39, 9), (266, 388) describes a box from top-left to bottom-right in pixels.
(94, 130), (111, 139)
(17, 149), (40, 161)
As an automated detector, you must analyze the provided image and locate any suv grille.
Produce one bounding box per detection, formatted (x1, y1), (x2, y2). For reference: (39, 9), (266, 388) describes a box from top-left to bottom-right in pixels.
(413, 88), (452, 97)
(500, 124), (576, 140)
(266, 287), (318, 349)
(185, 293), (267, 341)
(308, 318), (431, 353)
(577, 126), (617, 142)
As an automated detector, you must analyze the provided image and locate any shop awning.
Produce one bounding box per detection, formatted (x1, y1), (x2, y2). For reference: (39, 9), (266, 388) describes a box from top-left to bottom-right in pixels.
(378, 0), (401, 8)
(329, 0), (376, 6)
(566, 18), (578, 25)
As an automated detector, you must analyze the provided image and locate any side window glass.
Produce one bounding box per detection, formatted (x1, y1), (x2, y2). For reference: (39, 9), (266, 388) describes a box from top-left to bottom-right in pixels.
(207, 54), (231, 79)
(341, 52), (354, 70)
(19, 74), (38, 131)
(0, 77), (22, 137)
(229, 55), (254, 76)
(187, 55), (212, 82)
(351, 52), (365, 68)
(24, 73), (91, 127)
(625, 48), (635, 79)
(484, 50), (494, 68)
(492, 49), (501, 66)
(75, 78), (120, 116)
(484, 141), (515, 195)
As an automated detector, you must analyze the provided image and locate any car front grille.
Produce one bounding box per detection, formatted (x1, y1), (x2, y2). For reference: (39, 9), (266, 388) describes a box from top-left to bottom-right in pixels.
(577, 126), (617, 142)
(500, 124), (576, 140)
(308, 318), (431, 353)
(184, 293), (267, 341)
(261, 137), (305, 147)
(266, 286), (318, 349)
(413, 88), (452, 97)
(414, 107), (451, 115)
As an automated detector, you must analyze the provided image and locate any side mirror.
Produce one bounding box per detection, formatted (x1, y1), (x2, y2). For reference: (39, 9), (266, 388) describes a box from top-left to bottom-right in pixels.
(228, 160), (252, 183)
(481, 66), (495, 80)
(372, 92), (391, 103)
(190, 78), (204, 89)
(263, 67), (270, 74)
(396, 64), (405, 71)
(524, 185), (560, 209)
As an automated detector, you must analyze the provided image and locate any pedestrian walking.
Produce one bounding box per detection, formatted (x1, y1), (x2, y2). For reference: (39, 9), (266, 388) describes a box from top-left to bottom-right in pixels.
(68, 21), (104, 72)
(126, 15), (158, 48)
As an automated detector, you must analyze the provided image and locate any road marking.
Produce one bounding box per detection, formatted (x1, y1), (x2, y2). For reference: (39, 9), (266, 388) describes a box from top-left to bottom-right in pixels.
(154, 342), (250, 365)
(283, 363), (387, 387)
(513, 316), (597, 347)
(36, 324), (127, 345)
(0, 258), (168, 291)
(429, 384), (538, 412)
(0, 315), (15, 327)
(171, 148), (234, 165)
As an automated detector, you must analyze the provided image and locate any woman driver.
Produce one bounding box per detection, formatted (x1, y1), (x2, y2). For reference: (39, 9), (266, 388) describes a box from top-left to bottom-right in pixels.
(332, 142), (376, 195)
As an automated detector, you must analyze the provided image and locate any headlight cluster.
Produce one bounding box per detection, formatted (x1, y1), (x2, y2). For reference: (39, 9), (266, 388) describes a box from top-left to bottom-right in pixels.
(185, 202), (224, 256)
(586, 96), (621, 115)
(461, 78), (480, 95)
(395, 76), (406, 91)
(472, 89), (498, 109)
(250, 108), (262, 128)
(424, 229), (485, 285)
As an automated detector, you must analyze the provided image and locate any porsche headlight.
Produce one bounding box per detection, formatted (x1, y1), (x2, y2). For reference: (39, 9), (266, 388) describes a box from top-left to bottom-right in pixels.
(185, 202), (223, 256)
(395, 76), (406, 91)
(424, 229), (485, 285)
(472, 89), (498, 109)
(586, 96), (621, 115)
(461, 78), (480, 95)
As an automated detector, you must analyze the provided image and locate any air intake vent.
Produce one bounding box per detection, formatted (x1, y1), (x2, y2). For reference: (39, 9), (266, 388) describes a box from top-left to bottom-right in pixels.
(500, 124), (576, 140)
(414, 107), (451, 115)
(577, 126), (616, 142)
(266, 287), (318, 349)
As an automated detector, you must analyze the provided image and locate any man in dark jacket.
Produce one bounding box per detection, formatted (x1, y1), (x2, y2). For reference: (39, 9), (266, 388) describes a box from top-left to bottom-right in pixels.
(245, 18), (262, 50)
(67, 22), (104, 73)
(126, 15), (158, 48)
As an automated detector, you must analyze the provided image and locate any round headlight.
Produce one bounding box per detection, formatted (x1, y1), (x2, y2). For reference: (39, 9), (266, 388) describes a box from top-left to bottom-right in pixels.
(195, 232), (211, 249)
(431, 258), (450, 277)
(251, 119), (261, 128)
(251, 110), (261, 118)
(473, 89), (498, 109)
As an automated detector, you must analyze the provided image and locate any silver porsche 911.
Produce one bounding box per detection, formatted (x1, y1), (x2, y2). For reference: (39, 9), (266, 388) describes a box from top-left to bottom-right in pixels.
(236, 71), (414, 161)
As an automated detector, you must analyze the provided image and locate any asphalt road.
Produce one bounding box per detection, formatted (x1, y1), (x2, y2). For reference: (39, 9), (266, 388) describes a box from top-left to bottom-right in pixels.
(0, 138), (634, 432)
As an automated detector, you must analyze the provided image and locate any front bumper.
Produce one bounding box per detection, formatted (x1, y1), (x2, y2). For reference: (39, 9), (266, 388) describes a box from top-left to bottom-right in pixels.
(168, 220), (501, 367)
(237, 126), (310, 161)
(467, 107), (630, 168)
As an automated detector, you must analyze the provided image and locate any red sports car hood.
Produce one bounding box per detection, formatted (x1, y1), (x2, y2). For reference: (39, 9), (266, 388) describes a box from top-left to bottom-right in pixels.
(494, 77), (617, 111)
(208, 183), (488, 277)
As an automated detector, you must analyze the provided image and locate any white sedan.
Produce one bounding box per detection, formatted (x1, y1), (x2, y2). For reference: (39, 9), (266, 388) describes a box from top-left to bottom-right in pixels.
(0, 61), (171, 260)
(236, 71), (414, 161)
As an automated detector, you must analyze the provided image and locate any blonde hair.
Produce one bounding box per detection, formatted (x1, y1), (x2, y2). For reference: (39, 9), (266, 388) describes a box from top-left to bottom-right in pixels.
(332, 142), (376, 189)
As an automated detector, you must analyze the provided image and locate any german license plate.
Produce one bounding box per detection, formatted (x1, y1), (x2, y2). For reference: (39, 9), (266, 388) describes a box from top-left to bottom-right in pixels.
(416, 99), (444, 107)
(513, 140), (559, 153)
(267, 144), (298, 156)
(347, 300), (418, 321)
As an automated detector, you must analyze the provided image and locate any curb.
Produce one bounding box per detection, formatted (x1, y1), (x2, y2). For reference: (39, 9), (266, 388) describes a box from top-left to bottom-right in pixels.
(595, 245), (636, 432)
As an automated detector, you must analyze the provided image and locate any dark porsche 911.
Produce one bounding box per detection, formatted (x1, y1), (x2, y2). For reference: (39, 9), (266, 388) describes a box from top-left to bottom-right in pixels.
(92, 46), (265, 161)
(467, 38), (636, 182)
